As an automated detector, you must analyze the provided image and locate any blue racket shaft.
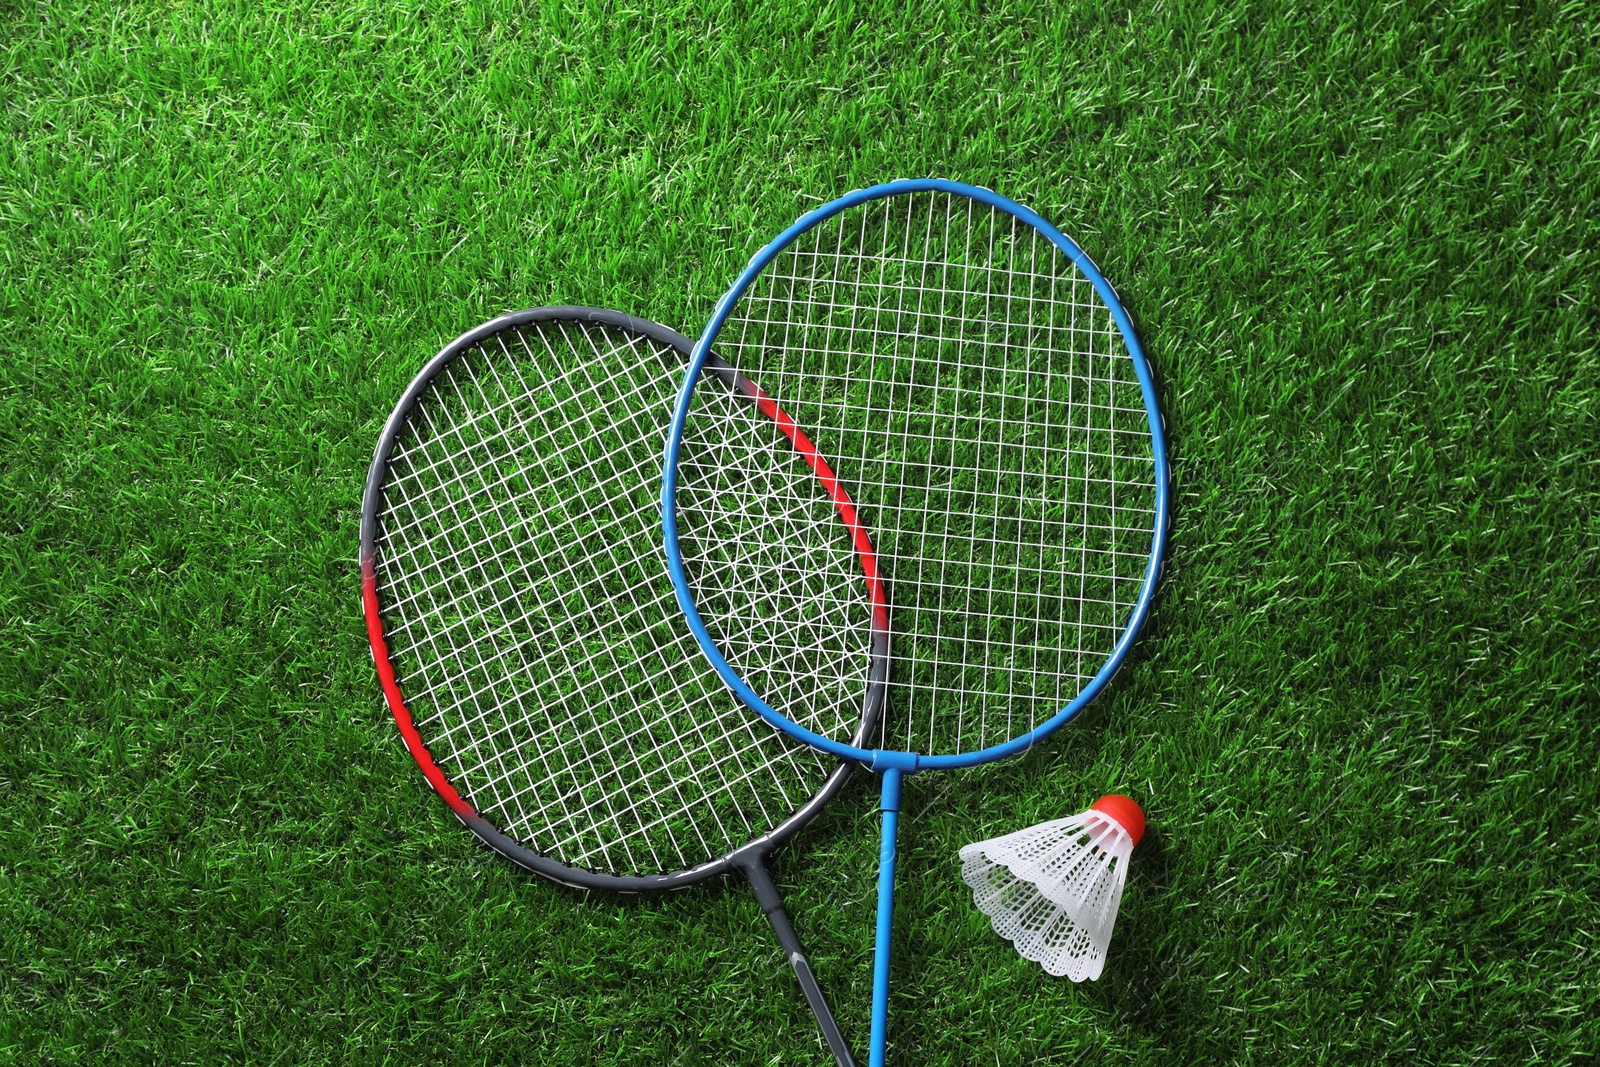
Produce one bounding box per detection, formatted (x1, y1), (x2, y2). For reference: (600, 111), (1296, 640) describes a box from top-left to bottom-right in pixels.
(869, 770), (902, 1067)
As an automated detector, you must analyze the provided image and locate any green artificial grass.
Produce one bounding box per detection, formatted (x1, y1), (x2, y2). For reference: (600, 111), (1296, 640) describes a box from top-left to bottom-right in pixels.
(2, 0), (1596, 1063)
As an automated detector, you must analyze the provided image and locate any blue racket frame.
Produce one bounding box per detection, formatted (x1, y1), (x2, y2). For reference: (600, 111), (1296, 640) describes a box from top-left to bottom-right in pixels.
(662, 178), (1170, 1065)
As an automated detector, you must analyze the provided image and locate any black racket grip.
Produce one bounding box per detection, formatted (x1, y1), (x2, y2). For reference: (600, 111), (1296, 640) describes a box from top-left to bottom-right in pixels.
(738, 856), (856, 1067)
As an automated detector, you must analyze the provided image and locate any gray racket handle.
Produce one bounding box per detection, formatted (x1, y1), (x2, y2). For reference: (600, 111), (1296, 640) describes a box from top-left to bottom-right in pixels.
(736, 854), (856, 1067)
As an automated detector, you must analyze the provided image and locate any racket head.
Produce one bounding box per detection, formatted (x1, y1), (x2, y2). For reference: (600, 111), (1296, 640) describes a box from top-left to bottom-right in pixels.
(662, 180), (1170, 770)
(360, 307), (881, 891)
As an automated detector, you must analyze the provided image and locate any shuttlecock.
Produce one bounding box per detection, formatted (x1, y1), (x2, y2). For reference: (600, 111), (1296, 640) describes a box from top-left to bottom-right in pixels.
(959, 794), (1145, 982)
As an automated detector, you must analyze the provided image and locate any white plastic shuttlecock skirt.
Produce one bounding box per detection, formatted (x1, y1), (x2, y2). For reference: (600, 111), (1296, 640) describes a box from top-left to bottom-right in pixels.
(960, 807), (1136, 981)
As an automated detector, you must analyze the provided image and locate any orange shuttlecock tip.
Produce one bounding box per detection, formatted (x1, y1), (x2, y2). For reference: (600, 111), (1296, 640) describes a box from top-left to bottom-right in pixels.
(1090, 794), (1145, 846)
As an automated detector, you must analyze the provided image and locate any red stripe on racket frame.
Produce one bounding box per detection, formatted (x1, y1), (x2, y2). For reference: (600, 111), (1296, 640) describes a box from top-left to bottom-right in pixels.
(739, 378), (891, 637)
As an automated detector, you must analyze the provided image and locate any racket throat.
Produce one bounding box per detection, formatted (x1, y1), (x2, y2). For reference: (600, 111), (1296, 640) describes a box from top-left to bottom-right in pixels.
(868, 749), (920, 775)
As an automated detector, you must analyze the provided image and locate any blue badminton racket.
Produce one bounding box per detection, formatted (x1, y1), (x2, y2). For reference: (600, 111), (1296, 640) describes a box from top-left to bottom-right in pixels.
(662, 180), (1170, 1065)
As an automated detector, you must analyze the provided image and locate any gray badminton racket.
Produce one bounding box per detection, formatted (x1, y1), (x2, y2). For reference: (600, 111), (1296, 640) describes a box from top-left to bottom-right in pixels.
(360, 306), (886, 1065)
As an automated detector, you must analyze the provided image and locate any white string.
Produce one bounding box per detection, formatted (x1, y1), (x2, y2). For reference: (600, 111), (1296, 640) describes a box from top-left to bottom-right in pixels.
(373, 320), (857, 877)
(678, 191), (1158, 757)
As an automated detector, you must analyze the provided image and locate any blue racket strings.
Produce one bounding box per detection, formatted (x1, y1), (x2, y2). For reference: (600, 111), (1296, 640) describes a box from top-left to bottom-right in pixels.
(664, 180), (1169, 1065)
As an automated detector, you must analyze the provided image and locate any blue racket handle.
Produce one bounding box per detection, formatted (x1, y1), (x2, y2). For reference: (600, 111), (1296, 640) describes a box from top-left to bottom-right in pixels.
(869, 768), (903, 1067)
